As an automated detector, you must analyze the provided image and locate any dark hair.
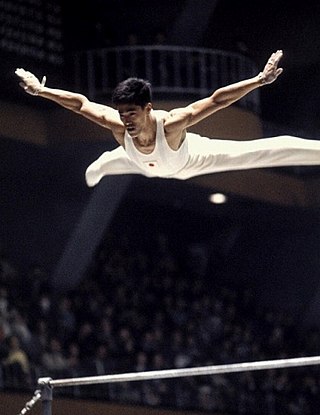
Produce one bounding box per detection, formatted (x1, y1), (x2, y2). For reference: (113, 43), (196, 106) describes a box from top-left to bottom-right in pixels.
(112, 77), (152, 107)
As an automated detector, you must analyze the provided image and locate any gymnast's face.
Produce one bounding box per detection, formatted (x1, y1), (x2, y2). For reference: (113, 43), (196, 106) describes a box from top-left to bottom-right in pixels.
(117, 103), (152, 138)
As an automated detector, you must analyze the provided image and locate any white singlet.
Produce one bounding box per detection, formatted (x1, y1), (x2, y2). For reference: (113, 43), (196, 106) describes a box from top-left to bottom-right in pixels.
(123, 117), (189, 177)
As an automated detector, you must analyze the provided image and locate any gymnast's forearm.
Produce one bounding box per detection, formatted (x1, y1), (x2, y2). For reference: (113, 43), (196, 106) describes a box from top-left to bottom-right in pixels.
(38, 87), (88, 113)
(210, 75), (262, 108)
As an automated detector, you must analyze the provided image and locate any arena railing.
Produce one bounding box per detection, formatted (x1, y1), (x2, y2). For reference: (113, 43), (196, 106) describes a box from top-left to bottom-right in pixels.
(70, 45), (260, 114)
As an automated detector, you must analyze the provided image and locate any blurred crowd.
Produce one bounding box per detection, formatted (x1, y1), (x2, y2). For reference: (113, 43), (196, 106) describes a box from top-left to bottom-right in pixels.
(0, 225), (320, 415)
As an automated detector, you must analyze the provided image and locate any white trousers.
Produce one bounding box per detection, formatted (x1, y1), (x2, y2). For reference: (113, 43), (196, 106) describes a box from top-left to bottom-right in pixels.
(85, 135), (320, 186)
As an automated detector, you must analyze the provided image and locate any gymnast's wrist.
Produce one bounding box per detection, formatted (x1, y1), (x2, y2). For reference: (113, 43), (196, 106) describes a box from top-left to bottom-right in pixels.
(257, 72), (267, 86)
(33, 86), (43, 96)
(34, 76), (47, 96)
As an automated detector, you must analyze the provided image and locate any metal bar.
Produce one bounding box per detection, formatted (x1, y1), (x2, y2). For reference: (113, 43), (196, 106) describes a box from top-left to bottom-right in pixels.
(38, 355), (320, 389)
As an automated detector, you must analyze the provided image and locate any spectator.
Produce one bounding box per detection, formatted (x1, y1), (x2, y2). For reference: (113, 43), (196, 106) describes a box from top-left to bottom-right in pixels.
(3, 335), (31, 388)
(56, 295), (76, 342)
(77, 321), (98, 359)
(41, 337), (68, 378)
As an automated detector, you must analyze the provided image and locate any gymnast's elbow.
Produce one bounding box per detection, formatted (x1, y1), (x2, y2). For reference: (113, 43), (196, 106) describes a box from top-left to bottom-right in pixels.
(211, 96), (234, 110)
(74, 96), (91, 113)
(60, 93), (89, 113)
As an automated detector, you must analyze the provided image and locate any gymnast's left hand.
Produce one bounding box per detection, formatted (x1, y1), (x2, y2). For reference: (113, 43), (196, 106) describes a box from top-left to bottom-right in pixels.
(259, 50), (283, 85)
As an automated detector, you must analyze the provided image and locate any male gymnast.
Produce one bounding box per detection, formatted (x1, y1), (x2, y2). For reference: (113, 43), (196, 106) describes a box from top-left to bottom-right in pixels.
(15, 50), (320, 187)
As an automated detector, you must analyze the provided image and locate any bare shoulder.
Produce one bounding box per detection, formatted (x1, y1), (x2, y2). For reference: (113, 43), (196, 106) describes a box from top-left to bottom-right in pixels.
(154, 108), (188, 128)
(152, 108), (185, 149)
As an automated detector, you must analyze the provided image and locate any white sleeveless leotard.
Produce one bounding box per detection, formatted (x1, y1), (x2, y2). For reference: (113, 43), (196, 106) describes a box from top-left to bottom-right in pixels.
(123, 117), (189, 177)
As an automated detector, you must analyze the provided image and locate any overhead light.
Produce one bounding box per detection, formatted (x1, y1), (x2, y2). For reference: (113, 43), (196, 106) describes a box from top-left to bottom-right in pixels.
(209, 193), (227, 204)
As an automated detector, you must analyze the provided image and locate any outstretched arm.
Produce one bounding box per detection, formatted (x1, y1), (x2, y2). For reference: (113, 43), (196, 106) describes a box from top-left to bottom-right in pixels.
(14, 68), (123, 133)
(164, 50), (283, 134)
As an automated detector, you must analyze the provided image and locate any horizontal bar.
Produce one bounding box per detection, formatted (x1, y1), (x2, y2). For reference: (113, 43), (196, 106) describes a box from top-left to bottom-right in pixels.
(38, 355), (320, 389)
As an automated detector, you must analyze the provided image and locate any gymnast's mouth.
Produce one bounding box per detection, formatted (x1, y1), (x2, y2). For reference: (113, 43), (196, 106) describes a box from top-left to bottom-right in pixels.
(126, 125), (135, 133)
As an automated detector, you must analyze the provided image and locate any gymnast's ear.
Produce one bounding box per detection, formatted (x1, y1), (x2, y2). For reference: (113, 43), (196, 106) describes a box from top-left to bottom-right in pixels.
(145, 102), (153, 112)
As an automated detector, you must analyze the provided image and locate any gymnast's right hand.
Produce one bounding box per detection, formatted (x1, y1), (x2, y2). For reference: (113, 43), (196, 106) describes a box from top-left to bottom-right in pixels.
(15, 68), (46, 96)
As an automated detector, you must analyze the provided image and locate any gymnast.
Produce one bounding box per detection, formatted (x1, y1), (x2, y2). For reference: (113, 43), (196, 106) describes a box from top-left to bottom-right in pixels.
(15, 50), (320, 187)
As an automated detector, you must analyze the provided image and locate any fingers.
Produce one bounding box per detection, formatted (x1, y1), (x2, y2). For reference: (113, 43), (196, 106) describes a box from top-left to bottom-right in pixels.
(270, 50), (283, 59)
(15, 68), (38, 82)
(273, 50), (283, 64)
(276, 68), (283, 77)
(15, 68), (25, 79)
(15, 68), (29, 77)
(267, 50), (283, 66)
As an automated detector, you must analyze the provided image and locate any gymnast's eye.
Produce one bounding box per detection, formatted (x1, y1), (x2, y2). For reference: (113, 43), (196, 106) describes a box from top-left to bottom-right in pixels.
(119, 111), (136, 118)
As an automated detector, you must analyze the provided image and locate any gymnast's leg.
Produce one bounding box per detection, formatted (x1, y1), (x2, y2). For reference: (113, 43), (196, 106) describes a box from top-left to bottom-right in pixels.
(85, 146), (146, 187)
(181, 135), (320, 179)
